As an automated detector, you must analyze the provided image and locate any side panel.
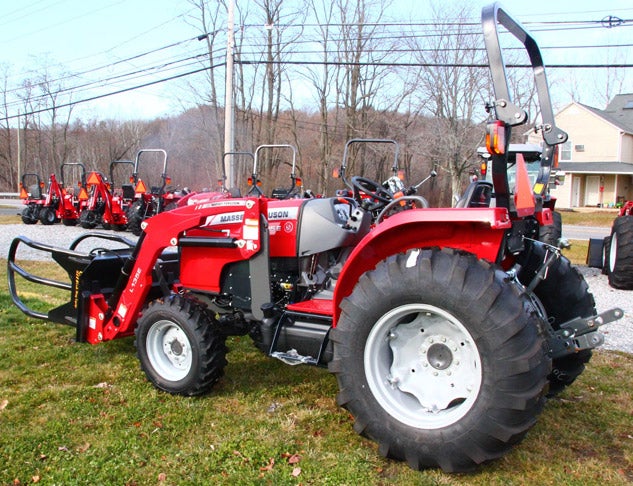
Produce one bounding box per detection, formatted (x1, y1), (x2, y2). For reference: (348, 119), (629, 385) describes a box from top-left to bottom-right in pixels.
(267, 198), (303, 257)
(179, 200), (264, 293)
(332, 207), (511, 325)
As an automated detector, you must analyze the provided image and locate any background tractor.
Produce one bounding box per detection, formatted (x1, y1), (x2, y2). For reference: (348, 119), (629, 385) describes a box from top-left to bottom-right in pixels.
(125, 149), (188, 235)
(79, 159), (135, 231)
(596, 201), (633, 289)
(38, 162), (88, 226)
(18, 172), (46, 224)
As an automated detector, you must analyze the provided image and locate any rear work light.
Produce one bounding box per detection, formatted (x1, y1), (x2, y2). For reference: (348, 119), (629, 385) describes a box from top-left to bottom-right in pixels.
(485, 120), (506, 155)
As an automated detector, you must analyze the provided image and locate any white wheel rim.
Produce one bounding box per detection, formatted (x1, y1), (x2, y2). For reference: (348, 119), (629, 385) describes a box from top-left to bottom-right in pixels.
(364, 304), (482, 429)
(609, 233), (618, 273)
(146, 320), (193, 381)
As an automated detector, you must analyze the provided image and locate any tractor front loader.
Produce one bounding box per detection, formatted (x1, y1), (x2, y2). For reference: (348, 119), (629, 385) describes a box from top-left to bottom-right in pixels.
(7, 3), (622, 473)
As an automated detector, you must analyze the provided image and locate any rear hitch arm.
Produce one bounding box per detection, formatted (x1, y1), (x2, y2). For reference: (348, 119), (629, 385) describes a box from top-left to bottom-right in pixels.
(548, 308), (624, 359)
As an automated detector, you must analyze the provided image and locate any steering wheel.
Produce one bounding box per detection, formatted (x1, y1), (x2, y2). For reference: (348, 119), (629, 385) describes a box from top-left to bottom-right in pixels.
(350, 176), (393, 206)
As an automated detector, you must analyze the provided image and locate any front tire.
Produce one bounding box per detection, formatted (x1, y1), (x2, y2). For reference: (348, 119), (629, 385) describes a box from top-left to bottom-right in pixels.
(607, 216), (633, 290)
(79, 210), (99, 229)
(330, 248), (550, 472)
(126, 200), (146, 236)
(21, 205), (39, 224)
(39, 207), (57, 225)
(136, 295), (228, 396)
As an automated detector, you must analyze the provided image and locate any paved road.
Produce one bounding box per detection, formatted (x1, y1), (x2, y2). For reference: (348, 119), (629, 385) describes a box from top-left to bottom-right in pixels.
(0, 198), (21, 216)
(563, 225), (610, 241)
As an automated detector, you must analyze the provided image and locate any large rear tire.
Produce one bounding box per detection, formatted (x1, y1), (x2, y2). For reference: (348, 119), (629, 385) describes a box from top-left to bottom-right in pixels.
(330, 248), (550, 472)
(607, 216), (633, 290)
(517, 240), (596, 396)
(136, 295), (228, 396)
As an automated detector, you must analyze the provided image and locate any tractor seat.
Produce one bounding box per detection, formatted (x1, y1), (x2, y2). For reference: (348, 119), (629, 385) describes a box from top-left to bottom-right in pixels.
(271, 188), (289, 199)
(121, 184), (135, 200)
(29, 185), (43, 199)
(455, 181), (494, 208)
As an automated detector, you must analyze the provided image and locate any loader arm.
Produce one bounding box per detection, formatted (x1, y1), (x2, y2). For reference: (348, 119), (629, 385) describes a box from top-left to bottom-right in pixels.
(80, 198), (265, 343)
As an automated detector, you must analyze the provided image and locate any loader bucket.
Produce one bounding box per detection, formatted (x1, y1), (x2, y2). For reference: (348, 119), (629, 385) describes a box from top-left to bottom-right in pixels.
(7, 233), (137, 342)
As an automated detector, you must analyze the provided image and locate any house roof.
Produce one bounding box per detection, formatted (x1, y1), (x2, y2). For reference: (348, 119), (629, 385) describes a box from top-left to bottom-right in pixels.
(578, 93), (633, 134)
(558, 161), (633, 175)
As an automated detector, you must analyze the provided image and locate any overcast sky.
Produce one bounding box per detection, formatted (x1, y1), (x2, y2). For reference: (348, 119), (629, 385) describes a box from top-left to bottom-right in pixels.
(1, 0), (631, 121)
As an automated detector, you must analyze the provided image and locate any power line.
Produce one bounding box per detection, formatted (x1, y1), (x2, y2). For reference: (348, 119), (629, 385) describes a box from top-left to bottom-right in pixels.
(2, 13), (632, 122)
(2, 60), (226, 123)
(237, 59), (633, 69)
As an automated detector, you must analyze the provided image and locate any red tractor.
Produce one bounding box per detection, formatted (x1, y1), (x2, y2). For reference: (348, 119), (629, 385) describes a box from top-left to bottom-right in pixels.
(39, 162), (89, 225)
(125, 149), (188, 236)
(7, 5), (622, 472)
(79, 160), (135, 230)
(18, 173), (46, 224)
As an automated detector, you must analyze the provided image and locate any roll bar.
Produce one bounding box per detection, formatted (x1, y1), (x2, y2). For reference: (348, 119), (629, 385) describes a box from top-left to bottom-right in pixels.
(481, 2), (568, 201)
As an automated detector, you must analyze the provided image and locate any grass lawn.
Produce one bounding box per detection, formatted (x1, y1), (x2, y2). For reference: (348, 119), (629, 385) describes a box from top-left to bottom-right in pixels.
(1, 256), (632, 484)
(559, 209), (617, 227)
(0, 214), (21, 224)
(562, 239), (588, 265)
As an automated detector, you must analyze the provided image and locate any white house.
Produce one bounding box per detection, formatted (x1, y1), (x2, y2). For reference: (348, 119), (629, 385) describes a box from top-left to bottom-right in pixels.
(545, 94), (633, 208)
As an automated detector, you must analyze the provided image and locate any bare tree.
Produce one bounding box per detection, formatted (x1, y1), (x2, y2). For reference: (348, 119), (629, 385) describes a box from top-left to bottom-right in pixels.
(406, 3), (488, 206)
(303, 0), (338, 194)
(185, 0), (227, 178)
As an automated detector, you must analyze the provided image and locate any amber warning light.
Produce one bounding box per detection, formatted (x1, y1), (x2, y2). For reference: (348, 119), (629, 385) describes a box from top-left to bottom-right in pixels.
(485, 120), (506, 155)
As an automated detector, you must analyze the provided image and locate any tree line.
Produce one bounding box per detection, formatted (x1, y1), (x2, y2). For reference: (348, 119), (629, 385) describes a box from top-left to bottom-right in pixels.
(0, 0), (590, 206)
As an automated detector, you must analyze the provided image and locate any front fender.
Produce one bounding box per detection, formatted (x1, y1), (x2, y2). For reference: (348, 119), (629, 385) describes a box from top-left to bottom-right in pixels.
(332, 207), (511, 325)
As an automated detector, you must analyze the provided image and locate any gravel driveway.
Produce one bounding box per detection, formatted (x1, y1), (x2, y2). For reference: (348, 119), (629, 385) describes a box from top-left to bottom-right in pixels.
(2, 222), (631, 354)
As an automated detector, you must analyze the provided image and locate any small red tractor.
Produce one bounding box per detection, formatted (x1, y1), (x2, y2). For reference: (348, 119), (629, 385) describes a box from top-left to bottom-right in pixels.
(7, 4), (622, 472)
(79, 160), (135, 230)
(125, 149), (188, 236)
(18, 173), (46, 224)
(38, 162), (89, 226)
(599, 200), (633, 289)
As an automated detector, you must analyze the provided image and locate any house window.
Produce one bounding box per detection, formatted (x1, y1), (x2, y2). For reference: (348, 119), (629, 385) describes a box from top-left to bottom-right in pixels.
(575, 144), (585, 152)
(560, 141), (572, 161)
(624, 100), (633, 109)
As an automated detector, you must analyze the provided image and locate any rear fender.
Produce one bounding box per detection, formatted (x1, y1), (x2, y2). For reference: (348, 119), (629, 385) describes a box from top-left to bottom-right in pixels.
(332, 207), (511, 325)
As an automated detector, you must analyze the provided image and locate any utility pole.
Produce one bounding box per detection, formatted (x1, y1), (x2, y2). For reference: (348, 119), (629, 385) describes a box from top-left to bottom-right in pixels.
(224, 0), (236, 188)
(17, 109), (21, 192)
